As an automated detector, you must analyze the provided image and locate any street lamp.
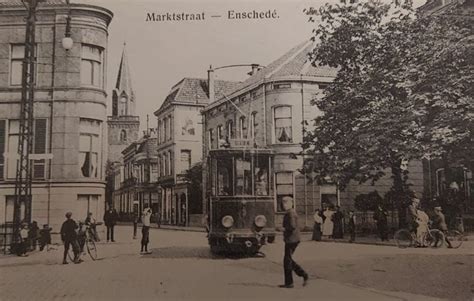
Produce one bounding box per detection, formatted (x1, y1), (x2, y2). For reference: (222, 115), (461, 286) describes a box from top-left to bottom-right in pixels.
(61, 0), (73, 51)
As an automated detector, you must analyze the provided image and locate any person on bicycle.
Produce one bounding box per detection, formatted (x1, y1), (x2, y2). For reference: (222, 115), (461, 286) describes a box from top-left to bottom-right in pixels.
(432, 206), (453, 248)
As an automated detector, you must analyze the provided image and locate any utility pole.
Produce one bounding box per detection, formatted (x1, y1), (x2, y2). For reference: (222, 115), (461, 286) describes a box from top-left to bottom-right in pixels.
(13, 0), (43, 242)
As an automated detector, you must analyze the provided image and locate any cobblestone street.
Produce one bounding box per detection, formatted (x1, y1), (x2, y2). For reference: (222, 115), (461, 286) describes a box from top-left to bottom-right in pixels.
(0, 226), (472, 301)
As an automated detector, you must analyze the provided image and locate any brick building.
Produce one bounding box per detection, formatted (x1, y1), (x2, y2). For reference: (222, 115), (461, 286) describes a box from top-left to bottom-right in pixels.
(0, 0), (113, 241)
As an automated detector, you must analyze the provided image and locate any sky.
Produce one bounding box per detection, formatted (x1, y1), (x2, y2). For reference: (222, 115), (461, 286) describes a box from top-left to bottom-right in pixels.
(76, 0), (425, 131)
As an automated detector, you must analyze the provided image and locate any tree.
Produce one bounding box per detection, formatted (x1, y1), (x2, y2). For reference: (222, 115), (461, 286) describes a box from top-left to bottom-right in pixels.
(302, 0), (473, 225)
(182, 163), (203, 214)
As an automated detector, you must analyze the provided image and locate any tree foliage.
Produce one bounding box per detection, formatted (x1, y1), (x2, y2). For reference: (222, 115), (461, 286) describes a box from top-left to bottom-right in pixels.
(303, 0), (473, 197)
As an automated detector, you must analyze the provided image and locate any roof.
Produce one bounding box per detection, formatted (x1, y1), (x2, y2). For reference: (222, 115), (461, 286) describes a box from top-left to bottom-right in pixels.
(115, 44), (135, 102)
(155, 78), (240, 115)
(205, 40), (337, 111)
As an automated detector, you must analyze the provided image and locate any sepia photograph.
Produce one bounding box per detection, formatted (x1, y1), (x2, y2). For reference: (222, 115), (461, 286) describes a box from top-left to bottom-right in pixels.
(0, 0), (472, 300)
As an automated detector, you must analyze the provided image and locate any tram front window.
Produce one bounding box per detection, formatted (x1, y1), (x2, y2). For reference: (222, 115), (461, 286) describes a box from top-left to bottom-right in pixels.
(236, 157), (252, 195)
(217, 158), (233, 196)
(255, 159), (269, 196)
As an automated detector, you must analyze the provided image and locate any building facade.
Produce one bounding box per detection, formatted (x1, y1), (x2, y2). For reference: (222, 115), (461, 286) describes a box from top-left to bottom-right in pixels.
(202, 41), (425, 229)
(154, 78), (239, 226)
(0, 1), (113, 241)
(111, 131), (158, 220)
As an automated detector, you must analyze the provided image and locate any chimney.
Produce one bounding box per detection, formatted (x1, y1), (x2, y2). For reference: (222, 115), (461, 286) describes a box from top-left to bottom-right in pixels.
(207, 66), (215, 103)
(248, 64), (260, 76)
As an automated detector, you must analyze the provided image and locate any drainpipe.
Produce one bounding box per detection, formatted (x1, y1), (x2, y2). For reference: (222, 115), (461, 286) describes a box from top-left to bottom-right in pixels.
(300, 76), (307, 227)
(47, 17), (58, 225)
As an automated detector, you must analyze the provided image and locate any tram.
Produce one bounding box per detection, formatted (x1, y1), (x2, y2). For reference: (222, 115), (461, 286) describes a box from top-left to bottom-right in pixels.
(206, 146), (276, 254)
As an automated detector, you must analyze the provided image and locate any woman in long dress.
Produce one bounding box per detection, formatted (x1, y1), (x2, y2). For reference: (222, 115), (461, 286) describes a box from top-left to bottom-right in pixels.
(312, 210), (323, 241)
(322, 207), (335, 238)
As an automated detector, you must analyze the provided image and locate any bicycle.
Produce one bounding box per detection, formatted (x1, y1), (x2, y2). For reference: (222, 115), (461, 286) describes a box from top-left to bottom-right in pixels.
(444, 230), (464, 249)
(394, 226), (445, 248)
(68, 223), (98, 261)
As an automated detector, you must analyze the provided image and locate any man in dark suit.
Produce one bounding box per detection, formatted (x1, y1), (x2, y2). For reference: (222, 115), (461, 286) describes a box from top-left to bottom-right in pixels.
(103, 206), (118, 242)
(279, 196), (309, 288)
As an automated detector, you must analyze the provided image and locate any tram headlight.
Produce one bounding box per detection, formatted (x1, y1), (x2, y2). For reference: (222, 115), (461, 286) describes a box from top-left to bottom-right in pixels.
(254, 215), (267, 228)
(221, 215), (234, 228)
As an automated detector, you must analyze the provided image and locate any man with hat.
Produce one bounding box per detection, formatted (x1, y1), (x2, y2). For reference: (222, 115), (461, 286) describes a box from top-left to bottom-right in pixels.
(60, 212), (82, 264)
(432, 206), (453, 248)
(279, 196), (309, 288)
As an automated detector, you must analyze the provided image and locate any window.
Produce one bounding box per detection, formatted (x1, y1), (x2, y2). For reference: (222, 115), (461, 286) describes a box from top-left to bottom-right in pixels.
(163, 117), (168, 141)
(276, 172), (294, 212)
(81, 44), (103, 87)
(217, 158), (233, 196)
(7, 119), (47, 179)
(239, 116), (247, 139)
(0, 120), (5, 179)
(158, 155), (162, 177)
(10, 44), (36, 86)
(79, 118), (101, 178)
(181, 117), (195, 136)
(254, 157), (269, 196)
(168, 116), (173, 141)
(157, 120), (162, 143)
(235, 157), (252, 195)
(180, 150), (191, 172)
(208, 129), (214, 150)
(151, 163), (158, 182)
(250, 112), (257, 140)
(168, 151), (173, 176)
(226, 120), (234, 139)
(120, 130), (127, 142)
(164, 152), (169, 176)
(273, 83), (292, 89)
(217, 125), (224, 148)
(274, 106), (292, 143)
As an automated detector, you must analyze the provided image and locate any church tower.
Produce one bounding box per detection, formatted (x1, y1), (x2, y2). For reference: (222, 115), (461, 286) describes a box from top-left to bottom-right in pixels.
(107, 43), (140, 163)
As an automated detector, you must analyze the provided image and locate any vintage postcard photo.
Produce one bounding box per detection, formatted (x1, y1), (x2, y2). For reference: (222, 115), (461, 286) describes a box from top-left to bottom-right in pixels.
(0, 0), (472, 300)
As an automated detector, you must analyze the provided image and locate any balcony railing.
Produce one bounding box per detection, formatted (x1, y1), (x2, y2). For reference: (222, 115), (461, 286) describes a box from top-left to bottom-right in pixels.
(107, 116), (140, 122)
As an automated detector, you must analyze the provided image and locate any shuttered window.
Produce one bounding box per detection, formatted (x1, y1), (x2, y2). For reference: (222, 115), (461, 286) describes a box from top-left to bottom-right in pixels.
(0, 120), (5, 179)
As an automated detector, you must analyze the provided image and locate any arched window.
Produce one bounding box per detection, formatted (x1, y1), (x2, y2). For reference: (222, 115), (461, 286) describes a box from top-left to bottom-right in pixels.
(120, 129), (127, 142)
(274, 106), (292, 143)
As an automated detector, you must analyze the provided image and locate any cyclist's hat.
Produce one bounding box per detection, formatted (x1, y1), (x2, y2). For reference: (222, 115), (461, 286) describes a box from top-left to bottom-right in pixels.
(65, 212), (72, 218)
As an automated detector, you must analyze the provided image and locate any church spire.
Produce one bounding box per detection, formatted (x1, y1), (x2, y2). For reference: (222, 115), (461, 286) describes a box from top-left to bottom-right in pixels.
(112, 42), (136, 116)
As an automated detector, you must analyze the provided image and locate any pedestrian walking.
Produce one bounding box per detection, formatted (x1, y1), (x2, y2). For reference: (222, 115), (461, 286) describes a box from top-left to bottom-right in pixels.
(332, 206), (344, 239)
(28, 221), (40, 251)
(348, 211), (356, 243)
(141, 207), (152, 254)
(16, 223), (29, 257)
(279, 196), (308, 289)
(312, 209), (323, 241)
(374, 204), (389, 241)
(104, 206), (118, 242)
(133, 211), (139, 239)
(60, 212), (81, 264)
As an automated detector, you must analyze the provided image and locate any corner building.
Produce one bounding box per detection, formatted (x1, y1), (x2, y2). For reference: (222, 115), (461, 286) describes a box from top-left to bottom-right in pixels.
(203, 41), (424, 228)
(0, 1), (113, 241)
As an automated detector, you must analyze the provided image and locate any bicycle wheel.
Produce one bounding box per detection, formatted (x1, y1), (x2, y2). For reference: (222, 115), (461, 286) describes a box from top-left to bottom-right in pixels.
(394, 229), (412, 248)
(86, 238), (98, 261)
(446, 230), (463, 249)
(426, 229), (444, 248)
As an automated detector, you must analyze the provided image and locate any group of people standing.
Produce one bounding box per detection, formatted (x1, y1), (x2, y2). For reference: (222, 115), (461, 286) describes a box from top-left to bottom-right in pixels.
(14, 221), (52, 257)
(312, 205), (352, 241)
